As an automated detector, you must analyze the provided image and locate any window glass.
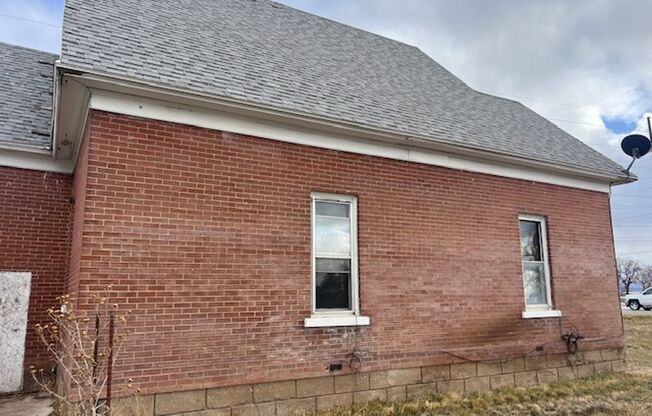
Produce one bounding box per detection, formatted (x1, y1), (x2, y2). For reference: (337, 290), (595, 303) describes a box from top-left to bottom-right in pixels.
(519, 217), (550, 308)
(315, 258), (350, 272)
(316, 259), (351, 309)
(314, 215), (351, 255)
(315, 201), (349, 217)
(520, 221), (542, 261)
(313, 197), (355, 311)
(523, 263), (547, 305)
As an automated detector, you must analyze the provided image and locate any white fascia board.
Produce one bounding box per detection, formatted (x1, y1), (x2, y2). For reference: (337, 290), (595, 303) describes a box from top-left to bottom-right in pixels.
(0, 146), (73, 174)
(89, 91), (611, 193)
(69, 69), (630, 185)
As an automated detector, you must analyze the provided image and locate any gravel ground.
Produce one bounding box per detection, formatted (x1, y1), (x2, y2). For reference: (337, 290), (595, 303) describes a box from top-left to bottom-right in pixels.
(0, 394), (52, 416)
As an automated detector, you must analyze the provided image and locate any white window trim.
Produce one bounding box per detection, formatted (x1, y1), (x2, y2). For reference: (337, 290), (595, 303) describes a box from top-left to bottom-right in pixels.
(304, 192), (369, 328)
(518, 214), (561, 319)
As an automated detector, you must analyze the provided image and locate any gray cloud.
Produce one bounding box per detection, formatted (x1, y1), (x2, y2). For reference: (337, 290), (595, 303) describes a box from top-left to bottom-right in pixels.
(282, 0), (652, 263)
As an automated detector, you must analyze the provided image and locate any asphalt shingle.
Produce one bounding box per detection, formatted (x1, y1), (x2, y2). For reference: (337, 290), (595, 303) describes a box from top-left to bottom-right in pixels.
(59, 0), (626, 179)
(0, 42), (56, 149)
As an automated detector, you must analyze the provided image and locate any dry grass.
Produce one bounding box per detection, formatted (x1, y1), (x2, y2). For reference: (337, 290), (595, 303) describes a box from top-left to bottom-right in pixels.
(319, 316), (652, 416)
(625, 316), (652, 375)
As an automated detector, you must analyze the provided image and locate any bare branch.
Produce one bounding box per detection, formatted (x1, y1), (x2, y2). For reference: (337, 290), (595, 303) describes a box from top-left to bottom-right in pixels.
(31, 289), (133, 416)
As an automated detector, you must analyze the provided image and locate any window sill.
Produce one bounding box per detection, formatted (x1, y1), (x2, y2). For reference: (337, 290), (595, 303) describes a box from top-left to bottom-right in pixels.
(304, 315), (370, 328)
(522, 309), (562, 319)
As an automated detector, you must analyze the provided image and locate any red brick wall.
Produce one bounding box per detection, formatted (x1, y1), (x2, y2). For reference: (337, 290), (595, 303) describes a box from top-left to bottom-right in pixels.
(0, 166), (72, 368)
(75, 110), (623, 395)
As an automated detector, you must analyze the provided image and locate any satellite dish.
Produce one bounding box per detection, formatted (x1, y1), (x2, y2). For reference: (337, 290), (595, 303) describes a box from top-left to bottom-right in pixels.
(621, 134), (651, 159)
(620, 117), (652, 174)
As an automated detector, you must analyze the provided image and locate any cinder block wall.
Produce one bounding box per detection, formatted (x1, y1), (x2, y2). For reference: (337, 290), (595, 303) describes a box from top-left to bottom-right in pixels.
(114, 348), (626, 415)
(73, 110), (623, 398)
(0, 166), (72, 369)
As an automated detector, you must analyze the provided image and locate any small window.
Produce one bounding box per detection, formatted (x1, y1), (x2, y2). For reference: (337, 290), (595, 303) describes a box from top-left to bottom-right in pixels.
(519, 215), (553, 311)
(312, 193), (358, 314)
(643, 289), (652, 295)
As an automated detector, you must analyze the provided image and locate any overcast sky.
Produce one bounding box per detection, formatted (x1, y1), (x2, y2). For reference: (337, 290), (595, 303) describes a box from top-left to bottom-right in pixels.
(1, 0), (651, 265)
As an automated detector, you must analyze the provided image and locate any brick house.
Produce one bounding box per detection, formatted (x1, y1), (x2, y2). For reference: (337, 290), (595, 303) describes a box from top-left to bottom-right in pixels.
(0, 0), (630, 414)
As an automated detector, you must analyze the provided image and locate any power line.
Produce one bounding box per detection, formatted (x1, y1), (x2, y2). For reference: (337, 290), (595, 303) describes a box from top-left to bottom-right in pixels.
(483, 90), (603, 111)
(611, 194), (652, 199)
(481, 90), (645, 129)
(616, 250), (652, 256)
(545, 118), (606, 128)
(589, 144), (618, 149)
(484, 88), (646, 117)
(0, 12), (61, 28)
(613, 213), (652, 222)
(614, 187), (652, 194)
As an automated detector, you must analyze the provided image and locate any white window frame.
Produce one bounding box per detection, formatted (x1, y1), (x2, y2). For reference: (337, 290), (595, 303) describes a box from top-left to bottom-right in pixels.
(518, 214), (561, 319)
(304, 192), (369, 327)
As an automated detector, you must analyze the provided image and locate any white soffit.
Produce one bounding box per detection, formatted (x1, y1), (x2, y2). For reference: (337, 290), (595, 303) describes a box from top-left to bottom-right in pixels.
(89, 91), (611, 193)
(53, 71), (91, 162)
(0, 146), (72, 173)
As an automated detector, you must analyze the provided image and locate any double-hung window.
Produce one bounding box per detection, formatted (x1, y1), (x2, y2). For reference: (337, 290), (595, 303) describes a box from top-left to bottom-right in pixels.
(518, 215), (560, 318)
(304, 193), (369, 327)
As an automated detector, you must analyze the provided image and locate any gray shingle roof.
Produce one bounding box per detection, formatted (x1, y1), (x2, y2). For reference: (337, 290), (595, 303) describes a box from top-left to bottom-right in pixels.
(60, 0), (626, 179)
(0, 42), (56, 150)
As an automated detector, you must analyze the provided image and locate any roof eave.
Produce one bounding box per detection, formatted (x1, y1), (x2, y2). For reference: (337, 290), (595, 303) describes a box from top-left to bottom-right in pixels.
(56, 63), (632, 186)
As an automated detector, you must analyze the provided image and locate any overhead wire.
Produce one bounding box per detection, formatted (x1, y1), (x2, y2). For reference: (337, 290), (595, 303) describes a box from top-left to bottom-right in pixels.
(0, 12), (61, 28)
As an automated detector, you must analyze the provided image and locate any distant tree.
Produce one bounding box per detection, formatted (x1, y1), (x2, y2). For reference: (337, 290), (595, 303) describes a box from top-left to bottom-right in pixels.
(617, 257), (642, 295)
(637, 265), (652, 290)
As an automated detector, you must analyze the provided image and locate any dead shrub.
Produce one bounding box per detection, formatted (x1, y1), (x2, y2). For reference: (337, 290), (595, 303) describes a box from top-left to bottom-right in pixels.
(30, 285), (135, 415)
